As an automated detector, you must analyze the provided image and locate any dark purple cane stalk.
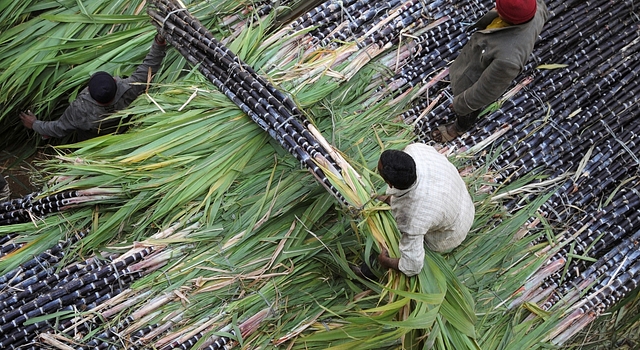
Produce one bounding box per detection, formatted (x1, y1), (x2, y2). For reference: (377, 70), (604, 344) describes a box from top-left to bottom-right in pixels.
(1, 277), (135, 349)
(254, 0), (302, 18)
(202, 330), (236, 350)
(200, 309), (269, 350)
(0, 189), (116, 226)
(74, 315), (137, 350)
(0, 233), (17, 246)
(0, 234), (21, 258)
(156, 0), (312, 126)
(0, 232), (85, 291)
(149, 0), (352, 205)
(158, 330), (208, 350)
(0, 255), (129, 313)
(549, 230), (640, 308)
(0, 247), (152, 346)
(0, 192), (39, 213)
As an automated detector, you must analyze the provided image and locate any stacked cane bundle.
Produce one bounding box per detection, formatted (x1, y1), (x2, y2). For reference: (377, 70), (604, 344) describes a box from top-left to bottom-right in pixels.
(0, 221), (198, 349)
(288, 0), (434, 48)
(0, 188), (117, 226)
(0, 233), (149, 349)
(147, 0), (351, 206)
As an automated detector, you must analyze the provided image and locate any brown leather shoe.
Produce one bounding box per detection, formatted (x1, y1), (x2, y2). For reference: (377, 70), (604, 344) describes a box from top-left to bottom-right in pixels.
(430, 122), (463, 142)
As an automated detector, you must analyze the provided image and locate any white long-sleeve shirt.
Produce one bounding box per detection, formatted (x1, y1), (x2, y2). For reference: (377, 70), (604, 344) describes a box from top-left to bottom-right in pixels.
(386, 143), (475, 276)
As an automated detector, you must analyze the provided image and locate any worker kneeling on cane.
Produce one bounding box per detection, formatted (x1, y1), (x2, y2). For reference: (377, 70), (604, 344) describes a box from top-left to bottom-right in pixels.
(353, 143), (475, 278)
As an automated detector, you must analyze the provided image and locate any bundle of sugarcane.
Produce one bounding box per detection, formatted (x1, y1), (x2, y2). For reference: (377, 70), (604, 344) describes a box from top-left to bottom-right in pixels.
(0, 188), (119, 226)
(486, 40), (639, 214)
(259, 0), (460, 85)
(213, 0), (320, 41)
(0, 233), (19, 258)
(547, 239), (640, 345)
(0, 249), (150, 348)
(509, 184), (640, 299)
(508, 178), (640, 281)
(37, 206), (350, 349)
(0, 232), (85, 297)
(486, 26), (639, 165)
(0, 82), (355, 347)
(135, 308), (269, 350)
(0, 220), (194, 349)
(288, 0), (437, 49)
(148, 0), (351, 206)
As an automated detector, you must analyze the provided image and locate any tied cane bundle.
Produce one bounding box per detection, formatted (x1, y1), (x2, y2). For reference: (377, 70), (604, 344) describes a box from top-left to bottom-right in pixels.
(0, 188), (119, 226)
(148, 0), (350, 206)
(0, 222), (195, 349)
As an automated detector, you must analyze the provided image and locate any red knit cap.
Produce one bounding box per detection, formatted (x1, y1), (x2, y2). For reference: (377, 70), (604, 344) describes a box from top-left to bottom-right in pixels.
(496, 0), (537, 24)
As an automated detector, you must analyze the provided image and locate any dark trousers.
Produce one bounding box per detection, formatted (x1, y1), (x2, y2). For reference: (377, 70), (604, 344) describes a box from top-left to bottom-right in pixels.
(456, 109), (481, 132)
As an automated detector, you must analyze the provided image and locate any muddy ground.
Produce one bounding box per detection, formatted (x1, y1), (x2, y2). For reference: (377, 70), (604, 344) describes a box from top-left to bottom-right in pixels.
(1, 146), (51, 198)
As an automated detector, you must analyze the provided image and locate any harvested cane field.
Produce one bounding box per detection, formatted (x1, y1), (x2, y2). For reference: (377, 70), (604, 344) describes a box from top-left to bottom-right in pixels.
(0, 0), (639, 349)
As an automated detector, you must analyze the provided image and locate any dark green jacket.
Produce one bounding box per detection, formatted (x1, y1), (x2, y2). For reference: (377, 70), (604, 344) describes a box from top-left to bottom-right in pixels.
(33, 40), (167, 140)
(450, 0), (549, 116)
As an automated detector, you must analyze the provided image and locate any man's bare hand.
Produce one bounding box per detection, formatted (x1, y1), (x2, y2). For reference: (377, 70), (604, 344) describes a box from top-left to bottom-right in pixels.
(19, 111), (37, 129)
(378, 246), (400, 271)
(375, 194), (391, 204)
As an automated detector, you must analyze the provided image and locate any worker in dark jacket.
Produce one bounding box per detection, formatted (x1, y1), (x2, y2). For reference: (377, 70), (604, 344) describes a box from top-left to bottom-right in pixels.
(431, 0), (549, 142)
(20, 33), (168, 141)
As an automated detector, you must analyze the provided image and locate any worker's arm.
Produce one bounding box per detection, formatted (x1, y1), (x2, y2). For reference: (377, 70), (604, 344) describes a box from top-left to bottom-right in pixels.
(378, 246), (399, 271)
(378, 231), (425, 277)
(123, 34), (168, 96)
(396, 231), (425, 277)
(21, 109), (75, 139)
(453, 58), (521, 116)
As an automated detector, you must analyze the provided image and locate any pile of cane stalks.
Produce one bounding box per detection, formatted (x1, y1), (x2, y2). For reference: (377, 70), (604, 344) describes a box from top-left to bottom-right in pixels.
(0, 0), (638, 349)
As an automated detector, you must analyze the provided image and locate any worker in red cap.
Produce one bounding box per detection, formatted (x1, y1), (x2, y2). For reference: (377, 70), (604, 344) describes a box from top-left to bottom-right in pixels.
(20, 31), (168, 142)
(431, 0), (549, 142)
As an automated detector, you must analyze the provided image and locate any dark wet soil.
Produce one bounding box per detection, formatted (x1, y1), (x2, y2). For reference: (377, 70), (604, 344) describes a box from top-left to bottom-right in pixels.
(1, 146), (48, 198)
